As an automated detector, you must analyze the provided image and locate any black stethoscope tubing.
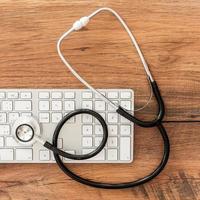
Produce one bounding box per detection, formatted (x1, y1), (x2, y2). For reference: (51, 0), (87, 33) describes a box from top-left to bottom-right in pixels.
(44, 109), (108, 160)
(39, 79), (170, 189)
(41, 104), (170, 189)
(51, 111), (169, 189)
(117, 79), (165, 127)
(40, 80), (170, 189)
(42, 7), (169, 189)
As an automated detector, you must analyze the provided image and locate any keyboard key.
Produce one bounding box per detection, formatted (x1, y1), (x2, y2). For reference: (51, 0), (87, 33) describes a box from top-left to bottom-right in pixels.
(39, 101), (49, 111)
(39, 113), (49, 123)
(15, 101), (32, 111)
(82, 149), (105, 160)
(108, 100), (118, 111)
(52, 101), (62, 111)
(94, 137), (102, 147)
(100, 113), (106, 120)
(0, 137), (4, 147)
(94, 113), (106, 123)
(120, 101), (131, 110)
(2, 101), (12, 111)
(82, 101), (93, 109)
(0, 92), (5, 99)
(8, 112), (19, 123)
(107, 91), (118, 99)
(120, 91), (132, 99)
(95, 101), (105, 111)
(39, 92), (49, 99)
(64, 150), (76, 160)
(52, 113), (62, 123)
(0, 125), (10, 135)
(16, 149), (32, 160)
(92, 150), (105, 160)
(95, 91), (106, 98)
(95, 125), (103, 135)
(82, 137), (93, 147)
(82, 92), (93, 99)
(120, 116), (130, 123)
(64, 113), (75, 123)
(108, 125), (118, 135)
(107, 149), (118, 160)
(64, 92), (75, 99)
(51, 152), (55, 161)
(0, 113), (7, 123)
(6, 137), (22, 147)
(107, 113), (118, 123)
(120, 137), (131, 160)
(20, 92), (31, 99)
(120, 125), (131, 135)
(0, 149), (14, 160)
(7, 92), (18, 99)
(108, 137), (118, 147)
(52, 92), (62, 99)
(21, 112), (32, 117)
(39, 150), (50, 160)
(58, 138), (63, 149)
(82, 125), (93, 135)
(82, 114), (93, 123)
(64, 101), (75, 111)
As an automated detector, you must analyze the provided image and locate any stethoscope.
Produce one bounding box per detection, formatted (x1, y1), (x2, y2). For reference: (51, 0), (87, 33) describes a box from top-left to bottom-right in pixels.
(12, 7), (170, 189)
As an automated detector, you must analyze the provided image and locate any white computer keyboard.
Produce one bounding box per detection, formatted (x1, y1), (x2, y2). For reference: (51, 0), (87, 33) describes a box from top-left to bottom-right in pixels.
(0, 89), (134, 163)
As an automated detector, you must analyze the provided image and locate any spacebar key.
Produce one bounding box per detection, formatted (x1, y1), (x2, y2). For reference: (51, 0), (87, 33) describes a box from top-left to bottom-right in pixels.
(16, 149), (32, 161)
(15, 101), (32, 111)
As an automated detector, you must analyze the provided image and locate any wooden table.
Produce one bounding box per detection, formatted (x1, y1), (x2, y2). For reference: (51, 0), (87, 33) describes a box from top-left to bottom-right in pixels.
(0, 1), (199, 199)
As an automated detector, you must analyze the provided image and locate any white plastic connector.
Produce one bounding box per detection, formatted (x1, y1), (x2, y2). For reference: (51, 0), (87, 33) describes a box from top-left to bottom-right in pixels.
(73, 16), (89, 30)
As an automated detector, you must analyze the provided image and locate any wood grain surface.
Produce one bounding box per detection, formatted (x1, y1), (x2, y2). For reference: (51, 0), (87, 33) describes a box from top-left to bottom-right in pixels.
(0, 1), (200, 199)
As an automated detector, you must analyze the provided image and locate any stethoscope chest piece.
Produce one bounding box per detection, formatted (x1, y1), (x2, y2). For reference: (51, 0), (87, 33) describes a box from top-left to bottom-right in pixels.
(12, 116), (41, 145)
